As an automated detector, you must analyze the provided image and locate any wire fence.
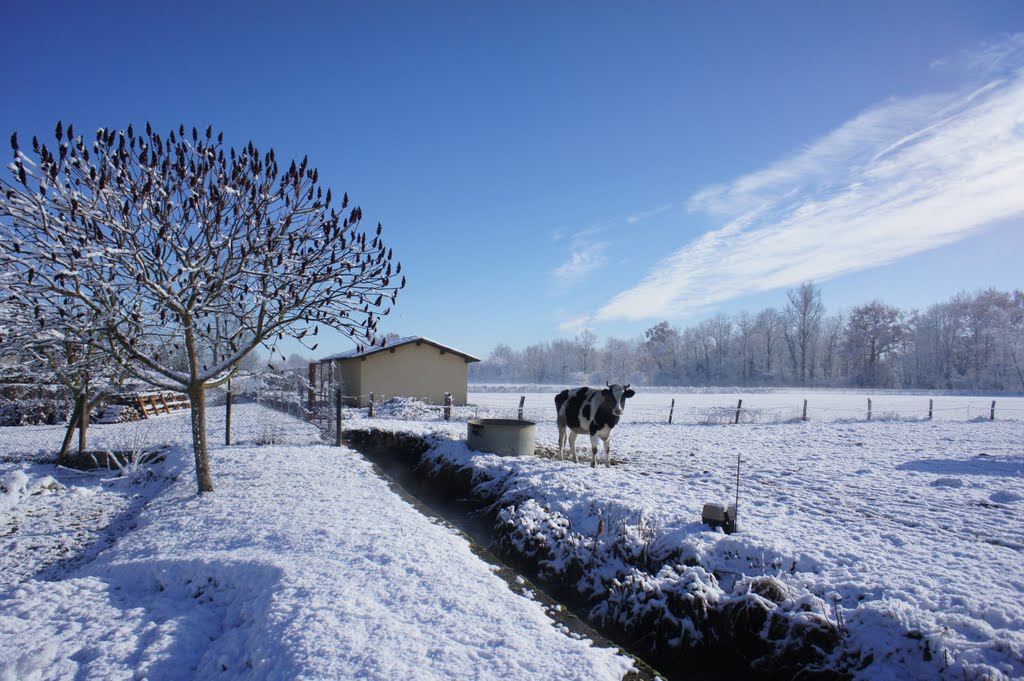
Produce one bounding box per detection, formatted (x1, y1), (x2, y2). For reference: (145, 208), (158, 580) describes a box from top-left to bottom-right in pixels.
(309, 390), (1024, 435)
(3, 390), (1022, 460)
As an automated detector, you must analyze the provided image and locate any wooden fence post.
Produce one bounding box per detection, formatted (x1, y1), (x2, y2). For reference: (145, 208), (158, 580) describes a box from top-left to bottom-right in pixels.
(867, 398), (872, 421)
(990, 400), (996, 421)
(734, 399), (743, 424)
(518, 395), (526, 421)
(668, 398), (675, 424)
(368, 392), (375, 418)
(928, 399), (933, 420)
(802, 399), (808, 422)
(444, 392), (452, 421)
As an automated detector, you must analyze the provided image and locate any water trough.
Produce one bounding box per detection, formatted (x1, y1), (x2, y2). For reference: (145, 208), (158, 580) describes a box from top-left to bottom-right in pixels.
(466, 418), (537, 456)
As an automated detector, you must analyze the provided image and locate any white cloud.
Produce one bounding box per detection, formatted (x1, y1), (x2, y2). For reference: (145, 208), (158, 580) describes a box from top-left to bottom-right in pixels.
(557, 313), (592, 334)
(594, 36), (1024, 324)
(553, 241), (608, 287)
(626, 203), (674, 224)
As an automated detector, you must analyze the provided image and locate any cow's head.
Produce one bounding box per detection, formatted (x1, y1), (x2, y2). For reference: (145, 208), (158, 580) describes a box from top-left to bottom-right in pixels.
(604, 382), (635, 416)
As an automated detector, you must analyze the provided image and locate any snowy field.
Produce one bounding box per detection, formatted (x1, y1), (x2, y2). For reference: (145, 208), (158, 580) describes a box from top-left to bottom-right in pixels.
(2, 390), (1023, 679)
(464, 387), (1024, 424)
(349, 389), (1024, 680)
(0, 405), (634, 680)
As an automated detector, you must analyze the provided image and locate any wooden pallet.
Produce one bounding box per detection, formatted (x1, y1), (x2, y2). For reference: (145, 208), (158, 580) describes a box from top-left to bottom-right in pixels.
(136, 391), (190, 418)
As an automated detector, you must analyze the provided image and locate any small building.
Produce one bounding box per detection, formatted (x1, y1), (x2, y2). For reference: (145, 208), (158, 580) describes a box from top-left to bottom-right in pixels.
(319, 336), (480, 407)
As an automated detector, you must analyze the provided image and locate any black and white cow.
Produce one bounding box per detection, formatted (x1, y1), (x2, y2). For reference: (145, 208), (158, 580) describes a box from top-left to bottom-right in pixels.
(554, 383), (635, 467)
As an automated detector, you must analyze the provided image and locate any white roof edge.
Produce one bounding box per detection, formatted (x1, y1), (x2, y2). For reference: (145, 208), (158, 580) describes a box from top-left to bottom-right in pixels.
(319, 336), (480, 362)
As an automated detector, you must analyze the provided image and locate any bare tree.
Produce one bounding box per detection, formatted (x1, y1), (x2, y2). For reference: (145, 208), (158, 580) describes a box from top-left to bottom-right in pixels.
(1, 122), (404, 493)
(734, 311), (756, 385)
(0, 264), (132, 457)
(785, 282), (824, 385)
(755, 308), (785, 379)
(574, 329), (598, 376)
(1008, 290), (1024, 391)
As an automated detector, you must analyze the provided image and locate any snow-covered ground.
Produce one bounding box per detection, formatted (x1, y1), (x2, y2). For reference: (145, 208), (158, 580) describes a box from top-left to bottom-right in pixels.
(0, 405), (635, 680)
(465, 387), (1024, 424)
(347, 391), (1024, 680)
(3, 389), (1022, 679)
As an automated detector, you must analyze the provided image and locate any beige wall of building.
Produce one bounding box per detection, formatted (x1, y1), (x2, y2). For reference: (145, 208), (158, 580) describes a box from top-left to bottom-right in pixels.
(334, 342), (471, 407)
(338, 359), (362, 404)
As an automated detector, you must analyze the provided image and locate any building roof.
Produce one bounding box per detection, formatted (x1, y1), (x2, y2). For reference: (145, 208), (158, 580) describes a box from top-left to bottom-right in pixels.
(319, 336), (480, 363)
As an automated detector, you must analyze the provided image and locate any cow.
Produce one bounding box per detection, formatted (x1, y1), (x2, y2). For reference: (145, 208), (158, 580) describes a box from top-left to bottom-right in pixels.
(554, 383), (635, 467)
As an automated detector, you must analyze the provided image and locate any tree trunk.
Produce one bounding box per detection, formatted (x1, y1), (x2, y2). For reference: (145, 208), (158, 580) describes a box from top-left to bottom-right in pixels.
(1011, 348), (1024, 392)
(59, 401), (82, 464)
(188, 383), (214, 493)
(77, 391), (89, 454)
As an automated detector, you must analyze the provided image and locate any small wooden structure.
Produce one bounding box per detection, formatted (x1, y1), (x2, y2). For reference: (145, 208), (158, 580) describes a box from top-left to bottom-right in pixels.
(318, 336), (479, 407)
(136, 391), (190, 417)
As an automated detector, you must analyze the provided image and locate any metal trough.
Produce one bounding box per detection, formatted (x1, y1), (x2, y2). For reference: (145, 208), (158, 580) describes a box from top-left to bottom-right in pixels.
(466, 418), (537, 457)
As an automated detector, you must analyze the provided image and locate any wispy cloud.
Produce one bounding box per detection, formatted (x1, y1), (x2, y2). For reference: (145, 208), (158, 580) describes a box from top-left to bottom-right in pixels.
(626, 203), (674, 224)
(557, 313), (592, 334)
(553, 241), (608, 287)
(587, 35), (1024, 324)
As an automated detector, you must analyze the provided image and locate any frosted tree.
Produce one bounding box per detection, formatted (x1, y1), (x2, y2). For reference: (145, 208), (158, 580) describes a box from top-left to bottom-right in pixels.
(754, 308), (785, 379)
(1, 122), (404, 493)
(784, 282), (824, 384)
(844, 302), (904, 387)
(574, 329), (598, 376)
(642, 321), (681, 384)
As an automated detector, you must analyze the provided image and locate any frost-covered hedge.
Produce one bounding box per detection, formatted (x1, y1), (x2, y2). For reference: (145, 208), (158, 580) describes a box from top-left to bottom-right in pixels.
(493, 497), (845, 678)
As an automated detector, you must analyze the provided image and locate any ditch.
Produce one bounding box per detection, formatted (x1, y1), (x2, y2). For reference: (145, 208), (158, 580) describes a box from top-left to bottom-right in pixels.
(347, 430), (762, 681)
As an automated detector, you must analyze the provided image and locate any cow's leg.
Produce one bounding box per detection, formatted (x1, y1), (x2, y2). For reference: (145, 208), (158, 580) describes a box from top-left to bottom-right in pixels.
(603, 436), (611, 467)
(590, 433), (600, 468)
(557, 424), (566, 460)
(568, 432), (579, 463)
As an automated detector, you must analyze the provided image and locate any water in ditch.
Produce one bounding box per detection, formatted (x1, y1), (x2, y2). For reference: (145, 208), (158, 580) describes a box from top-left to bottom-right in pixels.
(356, 441), (738, 681)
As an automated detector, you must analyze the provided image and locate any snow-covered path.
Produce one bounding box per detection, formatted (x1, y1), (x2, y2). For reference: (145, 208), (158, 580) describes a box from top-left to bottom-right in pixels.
(0, 407), (634, 680)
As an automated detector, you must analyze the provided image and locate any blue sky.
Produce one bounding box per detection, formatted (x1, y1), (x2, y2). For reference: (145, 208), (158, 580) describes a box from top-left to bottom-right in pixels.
(4, 1), (1023, 360)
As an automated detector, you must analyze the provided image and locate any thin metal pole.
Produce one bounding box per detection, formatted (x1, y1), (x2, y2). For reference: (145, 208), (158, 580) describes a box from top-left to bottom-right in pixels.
(335, 387), (343, 447)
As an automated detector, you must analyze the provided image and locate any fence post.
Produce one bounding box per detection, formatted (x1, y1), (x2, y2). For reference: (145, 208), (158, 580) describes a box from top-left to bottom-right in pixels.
(334, 386), (343, 447)
(802, 399), (808, 422)
(991, 400), (996, 421)
(734, 398), (743, 424)
(307, 363), (317, 420)
(225, 379), (232, 446)
(734, 451), (741, 531)
(867, 398), (872, 421)
(928, 399), (933, 420)
(668, 398), (675, 424)
(368, 392), (375, 418)
(518, 395), (526, 421)
(444, 392), (452, 421)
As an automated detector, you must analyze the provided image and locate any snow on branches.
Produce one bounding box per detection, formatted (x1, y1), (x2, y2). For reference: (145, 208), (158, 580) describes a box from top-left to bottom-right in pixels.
(1, 121), (405, 492)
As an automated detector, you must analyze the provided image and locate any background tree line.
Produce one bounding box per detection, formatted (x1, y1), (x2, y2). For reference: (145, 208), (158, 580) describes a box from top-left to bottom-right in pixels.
(471, 283), (1024, 391)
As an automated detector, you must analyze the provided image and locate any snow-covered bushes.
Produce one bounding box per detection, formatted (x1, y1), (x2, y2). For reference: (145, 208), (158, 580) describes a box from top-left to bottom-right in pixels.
(0, 397), (74, 426)
(493, 495), (844, 676)
(1, 470), (65, 511)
